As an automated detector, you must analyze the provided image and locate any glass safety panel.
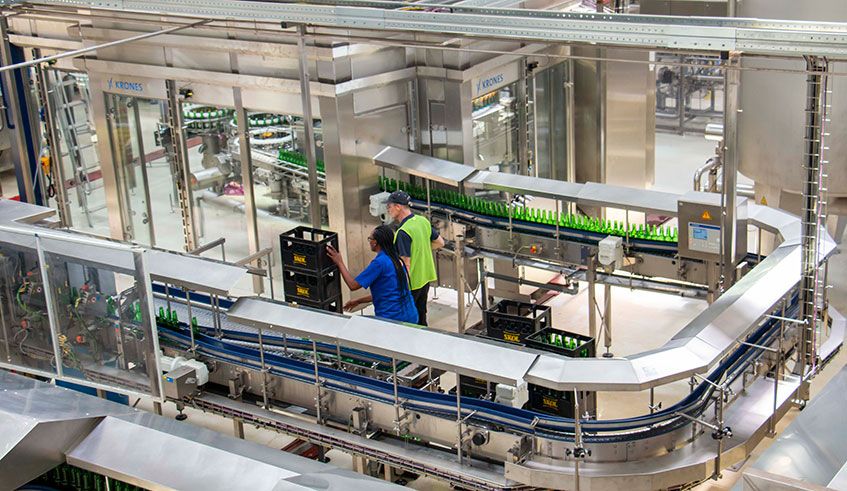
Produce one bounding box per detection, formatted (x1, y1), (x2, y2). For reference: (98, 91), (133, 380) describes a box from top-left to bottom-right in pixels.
(248, 111), (326, 292)
(180, 103), (247, 260)
(533, 62), (571, 181)
(45, 70), (109, 236)
(39, 235), (161, 399)
(0, 230), (58, 375)
(107, 93), (151, 245)
(472, 82), (520, 172)
(106, 94), (177, 249)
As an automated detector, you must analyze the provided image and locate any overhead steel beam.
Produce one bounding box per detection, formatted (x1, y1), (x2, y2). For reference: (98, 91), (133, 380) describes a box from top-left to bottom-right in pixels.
(20, 0), (847, 56)
(0, 19), (210, 74)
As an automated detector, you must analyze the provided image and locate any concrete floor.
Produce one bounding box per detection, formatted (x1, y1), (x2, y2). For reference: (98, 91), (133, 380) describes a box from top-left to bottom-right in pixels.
(3, 119), (845, 489)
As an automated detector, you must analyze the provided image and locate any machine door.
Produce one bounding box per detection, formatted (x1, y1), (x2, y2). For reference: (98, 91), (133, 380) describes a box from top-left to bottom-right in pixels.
(105, 94), (174, 248)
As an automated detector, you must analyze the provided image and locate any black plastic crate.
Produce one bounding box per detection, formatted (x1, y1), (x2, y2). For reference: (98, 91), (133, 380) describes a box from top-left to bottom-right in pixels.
(458, 375), (496, 399)
(280, 226), (339, 274)
(484, 299), (551, 344)
(525, 327), (595, 358)
(283, 267), (341, 302)
(285, 295), (343, 314)
(528, 385), (597, 418)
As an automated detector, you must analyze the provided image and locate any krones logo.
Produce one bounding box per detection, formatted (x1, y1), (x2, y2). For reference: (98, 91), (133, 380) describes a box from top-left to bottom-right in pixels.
(476, 73), (504, 94)
(108, 77), (143, 92)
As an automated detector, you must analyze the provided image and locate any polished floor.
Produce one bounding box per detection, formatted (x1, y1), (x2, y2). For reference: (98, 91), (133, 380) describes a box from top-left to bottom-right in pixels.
(2, 127), (845, 490)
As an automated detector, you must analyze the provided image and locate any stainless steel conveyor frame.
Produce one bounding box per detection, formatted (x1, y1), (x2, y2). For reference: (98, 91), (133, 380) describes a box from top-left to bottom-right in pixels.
(0, 169), (841, 488)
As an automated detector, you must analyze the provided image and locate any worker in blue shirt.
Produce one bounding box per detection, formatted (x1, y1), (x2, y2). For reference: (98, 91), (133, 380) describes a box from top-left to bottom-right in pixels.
(326, 225), (418, 324)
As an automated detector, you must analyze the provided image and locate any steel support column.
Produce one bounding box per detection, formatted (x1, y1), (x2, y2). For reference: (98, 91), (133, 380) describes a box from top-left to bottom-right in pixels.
(165, 79), (198, 251)
(720, 53), (740, 291)
(233, 87), (263, 293)
(0, 16), (40, 204)
(297, 24), (321, 229)
(587, 254), (597, 340)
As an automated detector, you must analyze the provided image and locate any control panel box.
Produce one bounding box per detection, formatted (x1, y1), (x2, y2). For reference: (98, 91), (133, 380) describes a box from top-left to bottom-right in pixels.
(163, 365), (197, 400)
(677, 193), (747, 263)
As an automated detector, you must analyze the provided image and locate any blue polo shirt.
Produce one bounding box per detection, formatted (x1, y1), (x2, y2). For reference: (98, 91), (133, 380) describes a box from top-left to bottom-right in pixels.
(355, 251), (419, 324)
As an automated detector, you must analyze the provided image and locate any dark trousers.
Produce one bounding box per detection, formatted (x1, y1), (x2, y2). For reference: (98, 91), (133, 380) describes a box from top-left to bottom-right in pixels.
(411, 283), (430, 327)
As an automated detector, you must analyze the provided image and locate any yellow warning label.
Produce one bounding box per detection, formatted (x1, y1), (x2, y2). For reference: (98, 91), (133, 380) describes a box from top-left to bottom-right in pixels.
(293, 254), (307, 265)
(701, 210), (712, 220)
(761, 196), (768, 205)
(296, 286), (311, 298)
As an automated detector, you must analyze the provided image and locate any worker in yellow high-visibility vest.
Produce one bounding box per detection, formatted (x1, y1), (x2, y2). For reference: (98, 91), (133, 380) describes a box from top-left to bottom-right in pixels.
(383, 190), (444, 327)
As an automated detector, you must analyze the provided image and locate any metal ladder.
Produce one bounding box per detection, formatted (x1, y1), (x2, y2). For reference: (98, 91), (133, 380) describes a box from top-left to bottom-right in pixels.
(49, 72), (100, 227)
(799, 55), (831, 376)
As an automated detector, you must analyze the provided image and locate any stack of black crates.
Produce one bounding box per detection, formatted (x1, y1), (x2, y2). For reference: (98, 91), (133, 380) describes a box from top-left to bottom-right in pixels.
(525, 326), (596, 419)
(464, 298), (597, 419)
(485, 299), (551, 344)
(279, 226), (343, 313)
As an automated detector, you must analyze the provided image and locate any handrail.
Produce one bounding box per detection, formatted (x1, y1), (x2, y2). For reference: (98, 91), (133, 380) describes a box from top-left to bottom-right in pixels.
(236, 247), (276, 299)
(189, 237), (226, 261)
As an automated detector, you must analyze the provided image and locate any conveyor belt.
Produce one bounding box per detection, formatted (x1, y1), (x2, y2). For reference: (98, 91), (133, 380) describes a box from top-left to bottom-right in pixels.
(158, 296), (797, 444)
(409, 199), (681, 256)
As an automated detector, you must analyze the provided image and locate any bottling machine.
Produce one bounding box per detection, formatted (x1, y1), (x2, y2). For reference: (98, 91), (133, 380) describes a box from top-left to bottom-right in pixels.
(1, 1), (845, 490)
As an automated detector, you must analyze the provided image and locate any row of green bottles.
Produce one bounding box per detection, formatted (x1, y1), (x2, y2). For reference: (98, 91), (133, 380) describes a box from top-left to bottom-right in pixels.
(157, 307), (180, 330)
(39, 463), (147, 491)
(545, 332), (581, 350)
(155, 307), (200, 337)
(377, 176), (678, 243)
(278, 149), (326, 173)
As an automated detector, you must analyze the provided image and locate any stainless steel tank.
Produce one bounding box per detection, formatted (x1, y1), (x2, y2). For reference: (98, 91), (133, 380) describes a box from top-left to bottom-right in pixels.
(738, 0), (847, 216)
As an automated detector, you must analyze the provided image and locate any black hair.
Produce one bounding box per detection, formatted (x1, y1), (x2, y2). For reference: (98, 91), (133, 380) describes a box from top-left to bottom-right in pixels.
(372, 225), (410, 294)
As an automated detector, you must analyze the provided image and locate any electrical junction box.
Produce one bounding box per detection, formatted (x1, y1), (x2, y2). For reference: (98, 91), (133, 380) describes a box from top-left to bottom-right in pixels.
(598, 236), (623, 268)
(369, 191), (392, 224)
(677, 192), (747, 264)
(163, 365), (197, 400)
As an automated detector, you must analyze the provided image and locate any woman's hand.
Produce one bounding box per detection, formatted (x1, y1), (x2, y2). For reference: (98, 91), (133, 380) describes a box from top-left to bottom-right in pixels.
(343, 298), (360, 312)
(326, 244), (343, 265)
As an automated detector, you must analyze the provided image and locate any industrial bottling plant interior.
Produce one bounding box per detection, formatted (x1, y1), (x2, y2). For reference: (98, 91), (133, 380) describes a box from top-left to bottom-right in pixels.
(1, 1), (847, 491)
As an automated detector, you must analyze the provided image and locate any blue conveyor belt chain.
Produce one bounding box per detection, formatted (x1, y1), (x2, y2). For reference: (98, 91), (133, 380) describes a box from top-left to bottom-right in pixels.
(157, 295), (797, 444)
